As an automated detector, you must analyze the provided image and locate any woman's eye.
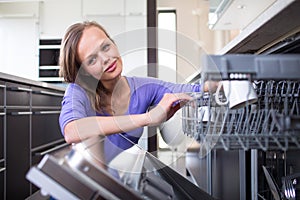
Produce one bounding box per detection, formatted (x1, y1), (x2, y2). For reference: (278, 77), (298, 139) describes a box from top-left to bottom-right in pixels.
(87, 56), (97, 66)
(102, 44), (111, 52)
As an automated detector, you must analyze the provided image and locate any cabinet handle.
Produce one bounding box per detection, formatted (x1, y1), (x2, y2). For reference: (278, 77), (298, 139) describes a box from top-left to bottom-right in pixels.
(10, 111), (32, 115)
(0, 167), (5, 173)
(0, 112), (5, 116)
(34, 142), (69, 156)
(34, 111), (61, 115)
(0, 84), (5, 88)
(8, 86), (32, 92)
(33, 90), (64, 97)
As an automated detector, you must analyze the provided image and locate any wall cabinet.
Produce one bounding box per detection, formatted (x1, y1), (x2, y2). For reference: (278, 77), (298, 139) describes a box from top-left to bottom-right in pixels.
(39, 0), (82, 38)
(82, 0), (125, 16)
(0, 72), (65, 199)
(125, 0), (146, 16)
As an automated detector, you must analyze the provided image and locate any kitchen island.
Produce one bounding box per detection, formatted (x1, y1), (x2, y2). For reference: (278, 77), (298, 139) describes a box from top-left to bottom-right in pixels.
(0, 72), (66, 199)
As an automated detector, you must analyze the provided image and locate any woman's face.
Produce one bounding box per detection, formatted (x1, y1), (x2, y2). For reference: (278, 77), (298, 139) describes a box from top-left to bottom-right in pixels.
(77, 26), (122, 81)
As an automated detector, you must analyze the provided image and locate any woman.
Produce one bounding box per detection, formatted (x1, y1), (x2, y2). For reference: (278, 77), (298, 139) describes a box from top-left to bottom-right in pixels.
(59, 21), (215, 148)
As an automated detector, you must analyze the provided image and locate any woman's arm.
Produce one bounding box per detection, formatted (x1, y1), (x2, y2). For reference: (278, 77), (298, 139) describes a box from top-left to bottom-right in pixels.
(63, 93), (192, 143)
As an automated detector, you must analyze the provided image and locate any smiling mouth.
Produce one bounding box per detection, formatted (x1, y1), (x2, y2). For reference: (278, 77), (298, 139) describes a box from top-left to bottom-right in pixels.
(104, 60), (117, 72)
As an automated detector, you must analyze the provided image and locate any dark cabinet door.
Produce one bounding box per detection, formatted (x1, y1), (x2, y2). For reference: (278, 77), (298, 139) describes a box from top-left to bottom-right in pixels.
(0, 82), (5, 199)
(0, 82), (5, 107)
(6, 110), (31, 200)
(6, 83), (31, 107)
(0, 112), (4, 162)
(0, 112), (4, 200)
(31, 87), (64, 107)
(0, 164), (4, 200)
(31, 111), (63, 149)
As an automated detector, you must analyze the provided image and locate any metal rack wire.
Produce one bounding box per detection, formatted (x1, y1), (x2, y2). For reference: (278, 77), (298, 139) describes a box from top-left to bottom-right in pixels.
(182, 55), (300, 151)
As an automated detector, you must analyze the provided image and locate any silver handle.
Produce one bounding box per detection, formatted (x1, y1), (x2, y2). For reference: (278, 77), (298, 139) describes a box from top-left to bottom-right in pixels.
(34, 142), (68, 156)
(34, 111), (61, 115)
(33, 90), (64, 97)
(10, 111), (32, 115)
(8, 86), (32, 92)
(0, 112), (5, 116)
(0, 84), (5, 88)
(0, 167), (5, 173)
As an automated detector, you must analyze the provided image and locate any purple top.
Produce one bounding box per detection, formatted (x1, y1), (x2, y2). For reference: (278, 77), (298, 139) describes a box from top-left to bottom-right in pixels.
(59, 76), (200, 157)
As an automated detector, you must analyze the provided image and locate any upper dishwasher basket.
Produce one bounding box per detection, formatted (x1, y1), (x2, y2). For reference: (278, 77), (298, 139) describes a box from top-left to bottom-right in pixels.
(182, 54), (300, 151)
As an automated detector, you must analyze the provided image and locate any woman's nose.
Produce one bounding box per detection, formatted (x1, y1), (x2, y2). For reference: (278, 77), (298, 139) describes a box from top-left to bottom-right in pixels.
(99, 52), (110, 66)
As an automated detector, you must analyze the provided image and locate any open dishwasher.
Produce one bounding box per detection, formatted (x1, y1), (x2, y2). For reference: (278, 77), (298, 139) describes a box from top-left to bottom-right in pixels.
(182, 54), (300, 200)
(26, 134), (215, 200)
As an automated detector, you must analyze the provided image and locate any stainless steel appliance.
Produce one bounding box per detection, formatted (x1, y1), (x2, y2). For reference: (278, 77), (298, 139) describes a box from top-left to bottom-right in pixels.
(182, 54), (300, 200)
(26, 135), (215, 200)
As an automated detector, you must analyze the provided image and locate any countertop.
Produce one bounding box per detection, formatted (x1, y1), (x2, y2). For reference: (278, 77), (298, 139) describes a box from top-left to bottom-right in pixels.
(0, 72), (65, 91)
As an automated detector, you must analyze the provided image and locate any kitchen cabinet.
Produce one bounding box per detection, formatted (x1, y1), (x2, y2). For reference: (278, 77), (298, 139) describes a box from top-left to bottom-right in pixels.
(6, 109), (31, 199)
(125, 0), (146, 16)
(0, 72), (65, 199)
(31, 86), (64, 107)
(208, 0), (276, 30)
(0, 2), (39, 80)
(5, 82), (32, 199)
(0, 81), (4, 200)
(0, 113), (4, 160)
(6, 83), (31, 108)
(0, 18), (38, 80)
(39, 0), (82, 38)
(82, 0), (125, 16)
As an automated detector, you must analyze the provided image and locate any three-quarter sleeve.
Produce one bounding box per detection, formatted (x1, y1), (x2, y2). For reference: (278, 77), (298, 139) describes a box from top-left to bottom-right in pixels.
(59, 83), (96, 135)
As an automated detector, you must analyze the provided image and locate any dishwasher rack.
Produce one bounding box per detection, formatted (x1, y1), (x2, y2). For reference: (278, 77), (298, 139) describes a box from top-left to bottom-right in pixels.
(182, 54), (300, 151)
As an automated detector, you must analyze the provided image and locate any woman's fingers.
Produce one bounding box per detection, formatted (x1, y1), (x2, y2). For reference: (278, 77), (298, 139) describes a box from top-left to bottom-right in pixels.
(147, 93), (192, 126)
(204, 80), (220, 92)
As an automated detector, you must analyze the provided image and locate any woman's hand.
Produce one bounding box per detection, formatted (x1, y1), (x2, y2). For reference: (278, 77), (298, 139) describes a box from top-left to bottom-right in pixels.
(204, 81), (220, 93)
(146, 93), (192, 126)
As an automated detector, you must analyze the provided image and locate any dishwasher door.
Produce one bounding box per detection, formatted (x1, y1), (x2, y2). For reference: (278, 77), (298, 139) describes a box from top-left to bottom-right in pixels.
(26, 135), (216, 200)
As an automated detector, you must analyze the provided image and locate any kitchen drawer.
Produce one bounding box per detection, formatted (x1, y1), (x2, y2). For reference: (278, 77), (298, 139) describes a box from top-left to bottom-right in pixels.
(6, 82), (31, 107)
(31, 110), (63, 148)
(0, 112), (4, 159)
(0, 160), (5, 200)
(31, 140), (67, 166)
(31, 87), (64, 107)
(0, 82), (5, 106)
(6, 110), (31, 199)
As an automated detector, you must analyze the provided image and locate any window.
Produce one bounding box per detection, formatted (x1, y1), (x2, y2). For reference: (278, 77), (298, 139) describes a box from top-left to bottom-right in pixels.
(158, 10), (177, 83)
